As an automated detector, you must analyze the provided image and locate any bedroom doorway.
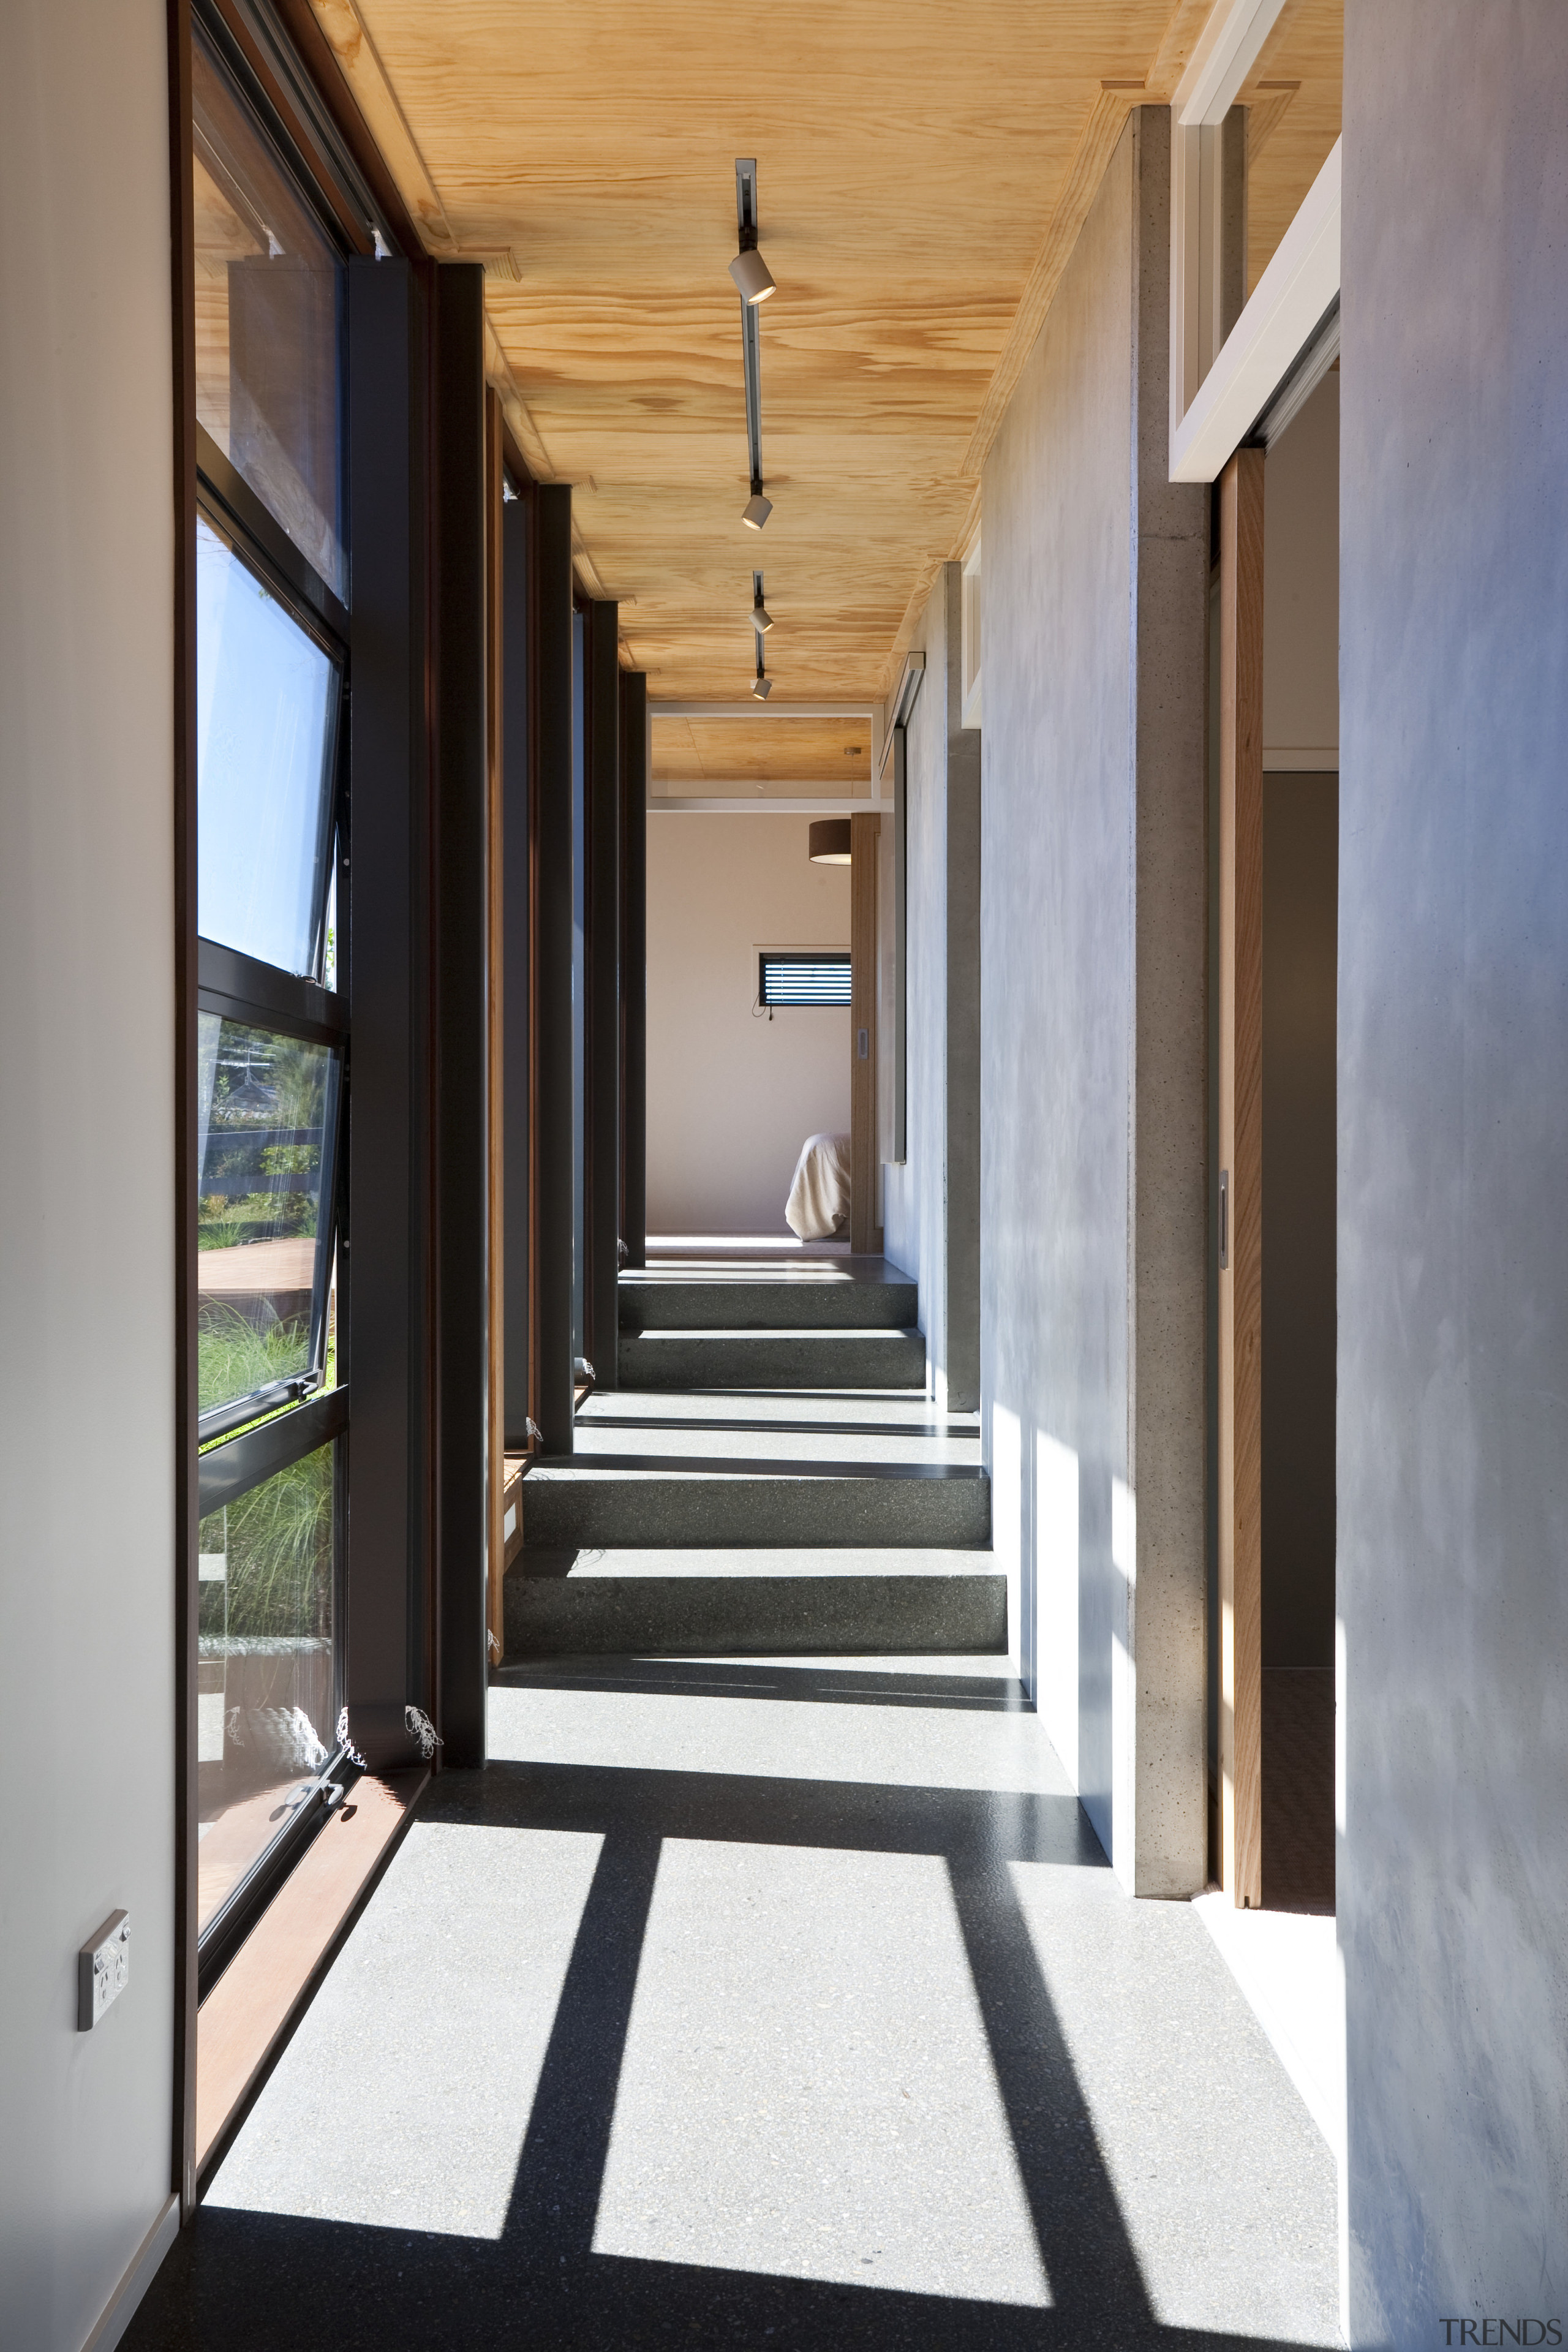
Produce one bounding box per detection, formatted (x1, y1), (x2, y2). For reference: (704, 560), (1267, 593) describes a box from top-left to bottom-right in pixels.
(643, 805), (852, 1245)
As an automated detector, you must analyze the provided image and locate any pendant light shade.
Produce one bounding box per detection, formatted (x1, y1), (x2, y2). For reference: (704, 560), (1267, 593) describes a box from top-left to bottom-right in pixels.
(808, 819), (852, 864)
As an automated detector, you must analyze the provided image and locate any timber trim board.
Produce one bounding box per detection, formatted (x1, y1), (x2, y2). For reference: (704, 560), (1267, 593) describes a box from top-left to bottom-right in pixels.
(194, 1770), (427, 2192)
(1217, 446), (1264, 1909)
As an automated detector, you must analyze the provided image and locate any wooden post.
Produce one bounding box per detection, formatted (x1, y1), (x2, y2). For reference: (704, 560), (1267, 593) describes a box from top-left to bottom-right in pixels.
(1218, 446), (1265, 1907)
(850, 810), (882, 1257)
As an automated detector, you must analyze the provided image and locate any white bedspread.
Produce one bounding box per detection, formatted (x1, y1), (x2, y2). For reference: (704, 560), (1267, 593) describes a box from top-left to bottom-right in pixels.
(785, 1131), (851, 1240)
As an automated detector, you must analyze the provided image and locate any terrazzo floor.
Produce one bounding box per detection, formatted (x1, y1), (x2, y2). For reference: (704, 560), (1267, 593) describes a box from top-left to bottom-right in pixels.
(127, 1652), (1342, 2351)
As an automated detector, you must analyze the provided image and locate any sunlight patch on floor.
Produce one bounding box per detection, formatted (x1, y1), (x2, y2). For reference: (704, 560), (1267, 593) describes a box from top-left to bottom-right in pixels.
(1006, 1860), (1343, 2345)
(592, 1838), (1051, 2306)
(204, 1823), (603, 2239)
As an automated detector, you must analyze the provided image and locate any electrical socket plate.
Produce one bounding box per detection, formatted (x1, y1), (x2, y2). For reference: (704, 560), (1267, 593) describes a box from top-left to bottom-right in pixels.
(78, 1910), (130, 2031)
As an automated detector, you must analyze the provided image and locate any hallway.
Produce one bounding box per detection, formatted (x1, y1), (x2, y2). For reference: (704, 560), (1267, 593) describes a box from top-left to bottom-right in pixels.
(127, 1258), (1340, 2350)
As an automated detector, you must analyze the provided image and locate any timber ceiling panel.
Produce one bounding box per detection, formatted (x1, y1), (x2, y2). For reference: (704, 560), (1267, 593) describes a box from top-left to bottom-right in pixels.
(312, 0), (1212, 735)
(652, 715), (873, 789)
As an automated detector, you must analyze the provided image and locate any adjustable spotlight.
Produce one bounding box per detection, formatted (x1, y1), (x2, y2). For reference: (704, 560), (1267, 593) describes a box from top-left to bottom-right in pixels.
(742, 480), (772, 531)
(729, 243), (776, 303)
(752, 643), (772, 700)
(752, 571), (773, 635)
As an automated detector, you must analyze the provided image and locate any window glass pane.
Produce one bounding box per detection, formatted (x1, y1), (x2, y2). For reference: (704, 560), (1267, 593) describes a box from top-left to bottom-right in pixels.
(198, 1012), (337, 1426)
(198, 516), (339, 976)
(192, 26), (345, 598)
(760, 952), (852, 1007)
(198, 1442), (334, 1934)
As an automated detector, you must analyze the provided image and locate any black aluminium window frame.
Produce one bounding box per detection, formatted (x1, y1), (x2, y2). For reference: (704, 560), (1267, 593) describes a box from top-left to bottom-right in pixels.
(189, 6), (358, 1997)
(758, 949), (853, 1008)
(195, 1387), (352, 1999)
(195, 454), (349, 1444)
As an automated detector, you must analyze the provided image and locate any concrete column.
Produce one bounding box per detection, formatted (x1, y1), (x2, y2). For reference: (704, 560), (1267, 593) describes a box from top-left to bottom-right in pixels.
(1128, 107), (1212, 1894)
(884, 565), (982, 1413)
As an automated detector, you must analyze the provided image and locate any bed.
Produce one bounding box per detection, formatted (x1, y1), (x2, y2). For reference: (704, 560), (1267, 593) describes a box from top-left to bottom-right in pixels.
(785, 1131), (851, 1240)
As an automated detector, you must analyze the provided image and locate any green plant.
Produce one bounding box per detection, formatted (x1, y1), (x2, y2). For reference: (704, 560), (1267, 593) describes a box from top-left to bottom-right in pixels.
(198, 1305), (308, 1416)
(199, 1445), (332, 1642)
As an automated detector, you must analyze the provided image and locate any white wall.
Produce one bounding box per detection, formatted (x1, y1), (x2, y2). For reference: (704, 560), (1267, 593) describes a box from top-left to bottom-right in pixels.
(646, 815), (850, 1235)
(0, 2), (178, 2346)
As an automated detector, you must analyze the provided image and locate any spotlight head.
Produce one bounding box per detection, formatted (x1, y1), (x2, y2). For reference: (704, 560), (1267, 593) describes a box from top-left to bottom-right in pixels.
(752, 601), (774, 635)
(751, 673), (773, 701)
(742, 490), (772, 530)
(729, 246), (776, 303)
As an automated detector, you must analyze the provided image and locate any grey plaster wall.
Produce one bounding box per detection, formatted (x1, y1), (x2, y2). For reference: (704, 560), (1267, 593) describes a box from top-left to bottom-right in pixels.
(1339, 3), (1568, 2337)
(979, 110), (1208, 1893)
(882, 565), (981, 1411)
(0, 1), (178, 2344)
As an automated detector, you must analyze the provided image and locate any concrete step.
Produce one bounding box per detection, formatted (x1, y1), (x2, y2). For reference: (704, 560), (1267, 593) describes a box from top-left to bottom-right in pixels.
(504, 1545), (1006, 1658)
(620, 1268), (918, 1332)
(619, 1327), (927, 1390)
(518, 1461), (990, 1550)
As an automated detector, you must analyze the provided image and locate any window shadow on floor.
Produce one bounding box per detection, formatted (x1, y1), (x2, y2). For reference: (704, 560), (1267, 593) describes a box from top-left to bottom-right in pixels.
(126, 1762), (1329, 2352)
(494, 1655), (1028, 1712)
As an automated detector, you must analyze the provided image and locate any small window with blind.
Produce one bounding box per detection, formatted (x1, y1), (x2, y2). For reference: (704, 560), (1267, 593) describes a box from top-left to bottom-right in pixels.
(758, 950), (851, 1008)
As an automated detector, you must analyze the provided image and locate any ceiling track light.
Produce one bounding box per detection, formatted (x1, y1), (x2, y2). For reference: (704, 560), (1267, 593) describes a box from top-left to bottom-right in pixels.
(752, 570), (774, 635)
(752, 641), (772, 700)
(734, 161), (772, 530)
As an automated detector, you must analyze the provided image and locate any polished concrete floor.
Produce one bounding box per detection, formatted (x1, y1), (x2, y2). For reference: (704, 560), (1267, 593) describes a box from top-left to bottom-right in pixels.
(129, 1649), (1341, 2351)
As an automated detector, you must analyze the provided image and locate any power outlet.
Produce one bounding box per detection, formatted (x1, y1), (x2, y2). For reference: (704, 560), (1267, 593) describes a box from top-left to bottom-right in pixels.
(78, 1911), (130, 2031)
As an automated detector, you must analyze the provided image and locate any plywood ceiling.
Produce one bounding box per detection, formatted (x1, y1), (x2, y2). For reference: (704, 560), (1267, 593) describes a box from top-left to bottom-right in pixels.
(309, 0), (1218, 737)
(654, 715), (873, 790)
